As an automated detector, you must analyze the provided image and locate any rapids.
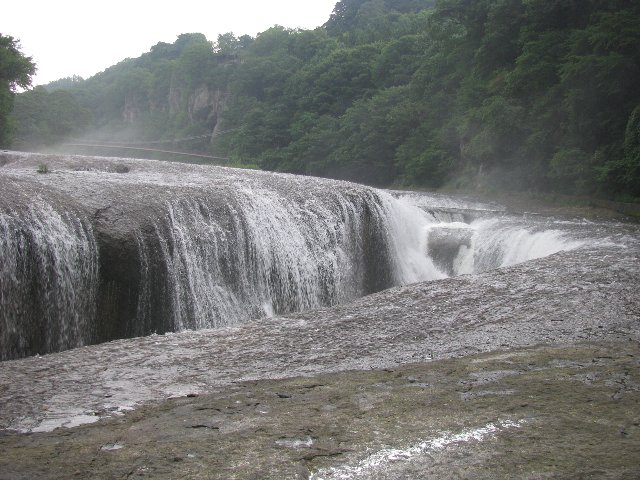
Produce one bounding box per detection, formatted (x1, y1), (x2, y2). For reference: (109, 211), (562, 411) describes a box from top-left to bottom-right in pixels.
(0, 152), (588, 360)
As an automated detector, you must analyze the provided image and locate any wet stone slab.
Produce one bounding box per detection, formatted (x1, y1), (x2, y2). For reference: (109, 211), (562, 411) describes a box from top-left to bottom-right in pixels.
(0, 342), (639, 479)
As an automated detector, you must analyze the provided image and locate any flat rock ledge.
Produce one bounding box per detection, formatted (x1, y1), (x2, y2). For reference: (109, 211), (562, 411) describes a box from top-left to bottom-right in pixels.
(1, 341), (639, 479)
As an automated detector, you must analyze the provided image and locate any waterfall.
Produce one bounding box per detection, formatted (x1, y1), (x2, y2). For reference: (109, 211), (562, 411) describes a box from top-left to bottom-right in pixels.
(419, 215), (583, 277)
(139, 188), (438, 331)
(0, 198), (99, 360)
(470, 218), (584, 272)
(375, 193), (447, 284)
(0, 153), (585, 360)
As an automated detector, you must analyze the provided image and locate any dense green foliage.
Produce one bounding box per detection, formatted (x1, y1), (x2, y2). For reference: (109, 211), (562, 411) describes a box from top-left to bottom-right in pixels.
(0, 34), (35, 147)
(10, 0), (640, 198)
(218, 0), (640, 197)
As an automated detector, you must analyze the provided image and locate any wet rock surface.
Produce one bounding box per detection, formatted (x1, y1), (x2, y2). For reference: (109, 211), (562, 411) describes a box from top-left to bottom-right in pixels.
(1, 152), (639, 478)
(0, 233), (638, 431)
(1, 343), (638, 479)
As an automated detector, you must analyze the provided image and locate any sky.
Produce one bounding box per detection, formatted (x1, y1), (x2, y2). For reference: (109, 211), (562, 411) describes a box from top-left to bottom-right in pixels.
(2, 0), (338, 87)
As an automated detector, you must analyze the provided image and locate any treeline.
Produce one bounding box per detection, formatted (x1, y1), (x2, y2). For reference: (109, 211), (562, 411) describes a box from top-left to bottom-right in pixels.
(10, 33), (246, 153)
(0, 34), (35, 147)
(10, 0), (640, 199)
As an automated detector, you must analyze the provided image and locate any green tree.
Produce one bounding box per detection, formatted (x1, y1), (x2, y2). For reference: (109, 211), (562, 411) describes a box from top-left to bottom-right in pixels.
(292, 44), (379, 116)
(622, 105), (640, 196)
(177, 39), (214, 86)
(215, 33), (240, 56)
(373, 34), (426, 87)
(325, 0), (370, 36)
(601, 104), (640, 197)
(12, 86), (90, 148)
(0, 34), (35, 147)
(327, 86), (419, 185)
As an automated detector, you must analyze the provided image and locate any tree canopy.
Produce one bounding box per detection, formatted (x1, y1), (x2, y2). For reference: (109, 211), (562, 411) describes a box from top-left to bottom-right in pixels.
(9, 0), (640, 199)
(0, 34), (35, 147)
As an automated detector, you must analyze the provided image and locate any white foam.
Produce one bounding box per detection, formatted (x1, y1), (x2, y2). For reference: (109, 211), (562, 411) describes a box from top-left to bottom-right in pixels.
(310, 419), (527, 479)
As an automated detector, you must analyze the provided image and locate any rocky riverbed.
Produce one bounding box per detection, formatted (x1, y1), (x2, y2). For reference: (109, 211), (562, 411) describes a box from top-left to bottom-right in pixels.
(1, 219), (639, 478)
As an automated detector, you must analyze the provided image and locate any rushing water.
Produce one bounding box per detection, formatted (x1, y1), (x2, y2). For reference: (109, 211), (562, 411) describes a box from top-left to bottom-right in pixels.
(0, 152), (585, 360)
(0, 189), (99, 359)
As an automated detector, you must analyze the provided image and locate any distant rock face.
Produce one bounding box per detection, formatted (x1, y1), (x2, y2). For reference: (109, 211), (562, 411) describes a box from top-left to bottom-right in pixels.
(188, 86), (230, 133)
(122, 93), (143, 124)
(168, 83), (182, 116)
(166, 83), (230, 135)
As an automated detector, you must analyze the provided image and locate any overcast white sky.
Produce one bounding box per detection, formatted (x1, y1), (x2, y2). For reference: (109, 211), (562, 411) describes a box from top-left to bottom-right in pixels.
(2, 0), (338, 86)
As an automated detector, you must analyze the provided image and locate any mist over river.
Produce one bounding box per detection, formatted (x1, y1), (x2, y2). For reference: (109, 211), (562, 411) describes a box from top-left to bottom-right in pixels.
(0, 152), (638, 478)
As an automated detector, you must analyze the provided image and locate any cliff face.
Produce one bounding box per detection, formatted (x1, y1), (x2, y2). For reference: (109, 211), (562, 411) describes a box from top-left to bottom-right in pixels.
(123, 82), (230, 138)
(188, 86), (230, 138)
(122, 92), (144, 124)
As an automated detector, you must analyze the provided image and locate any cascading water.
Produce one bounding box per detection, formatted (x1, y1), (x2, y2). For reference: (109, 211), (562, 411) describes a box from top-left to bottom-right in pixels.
(0, 192), (99, 360)
(391, 191), (584, 277)
(138, 188), (431, 331)
(374, 194), (447, 284)
(0, 153), (585, 360)
(471, 218), (585, 271)
(420, 217), (583, 277)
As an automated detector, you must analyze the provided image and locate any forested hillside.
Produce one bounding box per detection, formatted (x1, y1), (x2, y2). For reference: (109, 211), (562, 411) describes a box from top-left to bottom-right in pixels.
(9, 0), (640, 199)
